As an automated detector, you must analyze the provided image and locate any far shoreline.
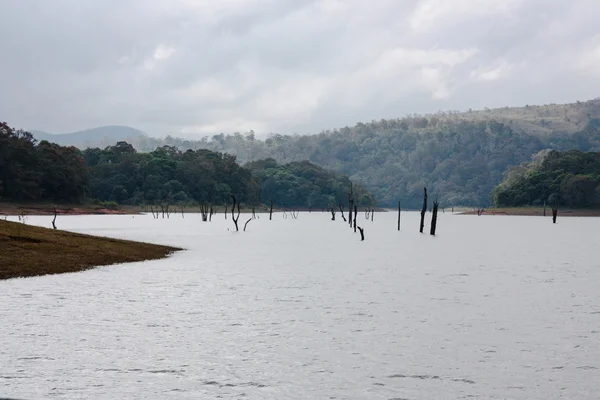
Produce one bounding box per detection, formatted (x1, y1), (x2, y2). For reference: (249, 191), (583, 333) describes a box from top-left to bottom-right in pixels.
(458, 207), (600, 217)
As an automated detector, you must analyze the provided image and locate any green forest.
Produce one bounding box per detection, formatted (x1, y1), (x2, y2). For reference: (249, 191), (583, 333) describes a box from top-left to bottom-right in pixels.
(492, 150), (600, 208)
(1, 122), (370, 209)
(122, 103), (600, 208)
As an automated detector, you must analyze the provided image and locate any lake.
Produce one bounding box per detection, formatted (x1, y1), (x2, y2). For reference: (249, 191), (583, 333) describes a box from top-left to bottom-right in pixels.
(1, 211), (599, 399)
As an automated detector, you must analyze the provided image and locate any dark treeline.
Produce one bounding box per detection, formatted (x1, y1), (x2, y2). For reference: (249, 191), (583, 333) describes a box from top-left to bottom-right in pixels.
(245, 158), (376, 209)
(0, 122), (87, 202)
(1, 122), (371, 208)
(492, 149), (600, 208)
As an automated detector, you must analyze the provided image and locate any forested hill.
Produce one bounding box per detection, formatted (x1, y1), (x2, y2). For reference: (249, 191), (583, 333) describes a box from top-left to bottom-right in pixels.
(104, 99), (600, 208)
(0, 122), (370, 209)
(492, 150), (600, 208)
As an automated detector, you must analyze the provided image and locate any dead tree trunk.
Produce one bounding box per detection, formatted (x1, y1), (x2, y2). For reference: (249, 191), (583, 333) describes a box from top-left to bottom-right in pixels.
(371, 209), (374, 222)
(243, 218), (252, 231)
(552, 198), (558, 223)
(252, 206), (256, 219)
(224, 202), (227, 219)
(52, 206), (58, 230)
(430, 200), (439, 235)
(357, 225), (365, 241)
(353, 205), (357, 233)
(230, 195), (240, 231)
(330, 208), (336, 221)
(397, 200), (401, 231)
(419, 188), (427, 233)
(543, 201), (547, 217)
(200, 204), (209, 221)
(348, 183), (354, 228)
(209, 205), (213, 221)
(181, 206), (184, 218)
(338, 205), (347, 222)
(269, 198), (273, 220)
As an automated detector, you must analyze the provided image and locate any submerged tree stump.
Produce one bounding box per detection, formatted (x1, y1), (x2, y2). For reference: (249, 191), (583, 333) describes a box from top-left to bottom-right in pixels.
(552, 199), (558, 223)
(269, 198), (273, 220)
(330, 208), (336, 221)
(357, 225), (365, 241)
(419, 188), (427, 233)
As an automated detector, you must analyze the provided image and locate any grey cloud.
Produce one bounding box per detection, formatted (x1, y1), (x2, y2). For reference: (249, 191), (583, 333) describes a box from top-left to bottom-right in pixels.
(0, 0), (598, 137)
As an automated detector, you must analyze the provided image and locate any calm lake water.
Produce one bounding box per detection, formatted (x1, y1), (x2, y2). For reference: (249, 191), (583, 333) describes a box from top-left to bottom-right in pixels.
(1, 211), (599, 399)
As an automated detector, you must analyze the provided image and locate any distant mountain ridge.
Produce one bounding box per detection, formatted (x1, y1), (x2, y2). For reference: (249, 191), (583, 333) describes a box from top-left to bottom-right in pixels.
(31, 125), (147, 148)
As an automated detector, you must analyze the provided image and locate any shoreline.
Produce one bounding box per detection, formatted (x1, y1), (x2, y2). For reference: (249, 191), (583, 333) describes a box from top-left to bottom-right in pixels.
(458, 207), (600, 217)
(0, 220), (181, 280)
(0, 202), (139, 216)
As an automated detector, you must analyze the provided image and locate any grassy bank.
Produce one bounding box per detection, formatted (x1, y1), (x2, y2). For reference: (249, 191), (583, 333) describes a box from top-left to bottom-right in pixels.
(0, 220), (181, 280)
(0, 202), (140, 216)
(459, 207), (600, 216)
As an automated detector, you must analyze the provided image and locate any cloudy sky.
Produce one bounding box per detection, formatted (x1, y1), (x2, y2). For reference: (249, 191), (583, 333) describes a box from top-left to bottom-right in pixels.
(1, 0), (599, 137)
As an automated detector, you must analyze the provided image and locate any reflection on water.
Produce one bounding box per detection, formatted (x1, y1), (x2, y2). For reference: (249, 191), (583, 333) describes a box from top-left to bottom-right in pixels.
(1, 212), (599, 399)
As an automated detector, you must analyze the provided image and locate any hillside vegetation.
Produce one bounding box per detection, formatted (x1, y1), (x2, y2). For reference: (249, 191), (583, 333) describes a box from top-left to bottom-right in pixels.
(119, 99), (600, 208)
(492, 150), (600, 208)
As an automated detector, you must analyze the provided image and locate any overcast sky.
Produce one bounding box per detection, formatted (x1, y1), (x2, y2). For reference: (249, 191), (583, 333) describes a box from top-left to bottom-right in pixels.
(1, 0), (599, 137)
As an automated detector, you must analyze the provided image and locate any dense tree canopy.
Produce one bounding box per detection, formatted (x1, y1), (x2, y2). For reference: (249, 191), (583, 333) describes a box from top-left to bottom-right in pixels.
(0, 122), (87, 202)
(1, 122), (371, 208)
(245, 158), (376, 209)
(492, 150), (600, 208)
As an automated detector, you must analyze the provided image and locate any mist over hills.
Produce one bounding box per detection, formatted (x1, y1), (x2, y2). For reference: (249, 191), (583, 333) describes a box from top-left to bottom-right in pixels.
(31, 125), (147, 148)
(28, 98), (600, 208)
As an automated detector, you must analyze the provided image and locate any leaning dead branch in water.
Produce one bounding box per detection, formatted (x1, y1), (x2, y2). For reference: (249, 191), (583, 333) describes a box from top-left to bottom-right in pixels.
(430, 200), (439, 236)
(269, 198), (273, 220)
(243, 218), (252, 231)
(52, 206), (58, 230)
(338, 204), (347, 222)
(419, 188), (427, 233)
(357, 225), (365, 241)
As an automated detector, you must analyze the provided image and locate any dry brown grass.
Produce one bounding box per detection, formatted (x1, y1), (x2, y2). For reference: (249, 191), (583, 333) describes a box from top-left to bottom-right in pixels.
(0, 220), (181, 280)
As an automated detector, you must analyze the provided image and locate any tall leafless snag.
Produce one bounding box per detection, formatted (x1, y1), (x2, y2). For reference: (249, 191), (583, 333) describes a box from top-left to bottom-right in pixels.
(552, 198), (558, 223)
(230, 195), (241, 231)
(419, 188), (427, 233)
(209, 205), (213, 221)
(353, 205), (357, 233)
(430, 200), (439, 236)
(330, 207), (336, 220)
(338, 205), (347, 222)
(357, 225), (365, 241)
(269, 198), (273, 220)
(52, 206), (58, 230)
(224, 202), (227, 219)
(348, 183), (354, 228)
(397, 200), (401, 231)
